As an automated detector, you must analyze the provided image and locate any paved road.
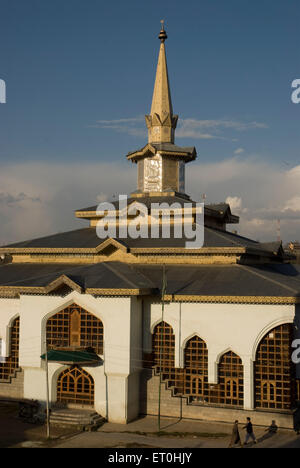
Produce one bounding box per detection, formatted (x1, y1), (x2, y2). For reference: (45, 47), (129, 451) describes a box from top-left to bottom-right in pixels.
(54, 416), (300, 449)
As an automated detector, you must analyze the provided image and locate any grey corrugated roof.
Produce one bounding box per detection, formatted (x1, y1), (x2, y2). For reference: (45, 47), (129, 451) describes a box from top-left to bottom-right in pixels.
(135, 263), (300, 298)
(2, 224), (276, 253)
(3, 228), (101, 249)
(76, 194), (193, 213)
(0, 262), (299, 298)
(0, 262), (154, 290)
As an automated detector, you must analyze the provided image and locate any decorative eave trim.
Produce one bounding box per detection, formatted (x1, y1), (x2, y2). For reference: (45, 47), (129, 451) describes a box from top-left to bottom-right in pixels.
(0, 247), (97, 254)
(0, 274), (83, 297)
(76, 204), (239, 223)
(0, 238), (128, 255)
(85, 288), (153, 296)
(164, 294), (300, 305)
(127, 143), (156, 160)
(130, 247), (246, 254)
(95, 238), (128, 253)
(0, 286), (152, 298)
(127, 143), (195, 162)
(46, 275), (82, 294)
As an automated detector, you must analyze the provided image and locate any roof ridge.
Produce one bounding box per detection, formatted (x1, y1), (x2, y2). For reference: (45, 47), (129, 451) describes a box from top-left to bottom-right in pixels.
(238, 264), (299, 294)
(0, 264), (84, 287)
(101, 262), (143, 289)
(3, 227), (93, 248)
(205, 226), (247, 247)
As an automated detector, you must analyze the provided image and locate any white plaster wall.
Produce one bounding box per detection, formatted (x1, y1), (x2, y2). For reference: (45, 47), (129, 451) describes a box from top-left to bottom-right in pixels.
(145, 301), (295, 367)
(23, 362), (107, 416)
(0, 298), (20, 357)
(1, 291), (296, 420)
(11, 291), (142, 422)
(144, 300), (296, 410)
(17, 292), (136, 369)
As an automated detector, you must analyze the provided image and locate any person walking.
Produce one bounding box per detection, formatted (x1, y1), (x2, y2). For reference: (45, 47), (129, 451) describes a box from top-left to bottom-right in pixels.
(243, 417), (257, 445)
(229, 420), (243, 448)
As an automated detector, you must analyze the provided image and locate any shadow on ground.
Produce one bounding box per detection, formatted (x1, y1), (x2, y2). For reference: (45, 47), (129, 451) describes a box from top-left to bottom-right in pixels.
(0, 401), (78, 448)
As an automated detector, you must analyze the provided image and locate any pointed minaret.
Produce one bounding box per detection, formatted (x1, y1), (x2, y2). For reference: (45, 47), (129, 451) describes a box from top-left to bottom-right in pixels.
(127, 22), (196, 196)
(145, 21), (178, 144)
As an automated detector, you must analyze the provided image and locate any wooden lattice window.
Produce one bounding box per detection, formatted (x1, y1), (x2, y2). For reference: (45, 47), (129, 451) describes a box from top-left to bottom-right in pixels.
(152, 321), (175, 380)
(296, 380), (300, 401)
(0, 317), (20, 381)
(255, 324), (296, 410)
(182, 336), (208, 402)
(57, 365), (94, 406)
(208, 352), (244, 407)
(46, 304), (104, 354)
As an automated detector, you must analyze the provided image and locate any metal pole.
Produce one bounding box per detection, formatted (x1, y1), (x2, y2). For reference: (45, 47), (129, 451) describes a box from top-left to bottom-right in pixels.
(45, 340), (50, 439)
(158, 265), (167, 431)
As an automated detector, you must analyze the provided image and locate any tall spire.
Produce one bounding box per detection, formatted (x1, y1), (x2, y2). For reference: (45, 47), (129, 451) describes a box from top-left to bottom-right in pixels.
(145, 21), (178, 144)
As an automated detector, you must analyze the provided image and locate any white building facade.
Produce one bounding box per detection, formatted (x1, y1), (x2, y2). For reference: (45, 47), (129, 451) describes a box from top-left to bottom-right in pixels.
(0, 24), (300, 428)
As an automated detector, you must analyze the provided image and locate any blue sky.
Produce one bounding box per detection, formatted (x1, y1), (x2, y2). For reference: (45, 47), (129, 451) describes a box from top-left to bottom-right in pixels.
(0, 0), (300, 244)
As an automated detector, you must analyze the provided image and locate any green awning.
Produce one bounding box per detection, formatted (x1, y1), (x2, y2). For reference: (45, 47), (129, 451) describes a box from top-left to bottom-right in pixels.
(40, 349), (102, 365)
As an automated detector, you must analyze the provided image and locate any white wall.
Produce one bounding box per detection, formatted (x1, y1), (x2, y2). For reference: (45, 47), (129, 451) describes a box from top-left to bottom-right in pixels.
(0, 292), (297, 419)
(143, 300), (296, 409)
(2, 291), (142, 423)
(0, 298), (19, 357)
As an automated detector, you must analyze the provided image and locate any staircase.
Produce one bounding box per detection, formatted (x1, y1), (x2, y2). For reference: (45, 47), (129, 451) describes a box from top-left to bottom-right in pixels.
(152, 365), (191, 401)
(49, 408), (105, 431)
(0, 368), (24, 399)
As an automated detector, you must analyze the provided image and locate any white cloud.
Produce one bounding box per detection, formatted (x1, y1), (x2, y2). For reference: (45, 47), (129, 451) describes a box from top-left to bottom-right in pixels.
(225, 196), (242, 213)
(1, 158), (300, 246)
(234, 147), (245, 155)
(187, 159), (300, 242)
(90, 116), (268, 141)
(283, 196), (300, 212)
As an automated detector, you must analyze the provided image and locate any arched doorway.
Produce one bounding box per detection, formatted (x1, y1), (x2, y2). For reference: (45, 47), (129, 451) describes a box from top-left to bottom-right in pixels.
(57, 366), (94, 407)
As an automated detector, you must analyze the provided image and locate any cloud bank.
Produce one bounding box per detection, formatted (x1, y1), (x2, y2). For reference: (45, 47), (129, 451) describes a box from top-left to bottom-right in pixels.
(0, 157), (299, 246)
(90, 116), (268, 141)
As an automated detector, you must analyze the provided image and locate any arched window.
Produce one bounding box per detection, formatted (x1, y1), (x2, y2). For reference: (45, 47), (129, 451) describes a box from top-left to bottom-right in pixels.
(152, 321), (175, 380)
(182, 336), (208, 401)
(208, 351), (244, 407)
(255, 324), (296, 410)
(57, 365), (94, 406)
(46, 304), (104, 354)
(0, 317), (20, 380)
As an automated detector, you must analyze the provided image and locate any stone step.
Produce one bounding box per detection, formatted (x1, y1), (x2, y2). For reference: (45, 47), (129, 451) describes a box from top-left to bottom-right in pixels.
(49, 409), (105, 429)
(50, 415), (102, 424)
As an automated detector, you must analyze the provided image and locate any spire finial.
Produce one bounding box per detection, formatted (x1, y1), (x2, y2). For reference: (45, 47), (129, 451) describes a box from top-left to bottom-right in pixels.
(159, 19), (167, 43)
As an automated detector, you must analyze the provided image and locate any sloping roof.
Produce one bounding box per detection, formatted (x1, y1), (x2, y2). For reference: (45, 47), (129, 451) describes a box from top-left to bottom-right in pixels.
(0, 262), (155, 295)
(1, 225), (269, 252)
(136, 263), (300, 301)
(76, 194), (193, 213)
(3, 228), (101, 249)
(126, 142), (196, 161)
(0, 262), (299, 302)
